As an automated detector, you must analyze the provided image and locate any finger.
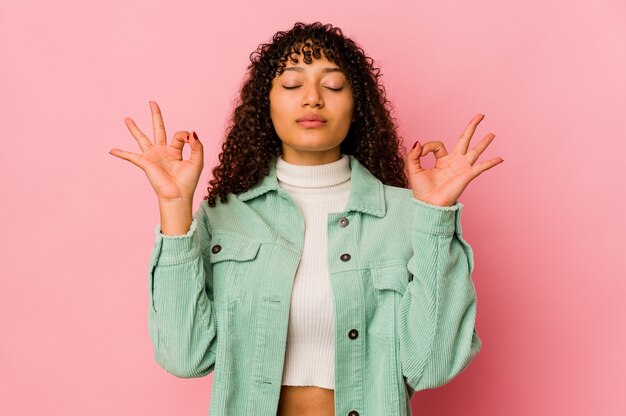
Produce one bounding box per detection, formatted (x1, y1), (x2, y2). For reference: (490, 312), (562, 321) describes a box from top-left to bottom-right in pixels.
(171, 131), (190, 152)
(150, 101), (167, 146)
(124, 118), (153, 152)
(407, 140), (423, 173)
(465, 133), (496, 165)
(471, 157), (504, 177)
(109, 148), (148, 170)
(452, 114), (484, 155)
(419, 141), (448, 159)
(188, 131), (204, 167)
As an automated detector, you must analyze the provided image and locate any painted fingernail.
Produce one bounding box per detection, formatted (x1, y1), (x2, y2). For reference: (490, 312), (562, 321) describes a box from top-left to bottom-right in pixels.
(412, 141), (419, 149)
(192, 131), (198, 140)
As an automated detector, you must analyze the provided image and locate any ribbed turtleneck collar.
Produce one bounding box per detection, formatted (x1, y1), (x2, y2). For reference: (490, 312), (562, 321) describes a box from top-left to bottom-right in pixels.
(276, 153), (351, 188)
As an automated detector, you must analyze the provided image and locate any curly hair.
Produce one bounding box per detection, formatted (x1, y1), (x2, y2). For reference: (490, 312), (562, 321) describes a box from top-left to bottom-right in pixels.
(204, 21), (408, 207)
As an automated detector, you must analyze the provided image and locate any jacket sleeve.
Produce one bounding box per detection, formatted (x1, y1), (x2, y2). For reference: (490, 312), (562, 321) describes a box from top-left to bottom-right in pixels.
(399, 198), (482, 392)
(147, 205), (217, 378)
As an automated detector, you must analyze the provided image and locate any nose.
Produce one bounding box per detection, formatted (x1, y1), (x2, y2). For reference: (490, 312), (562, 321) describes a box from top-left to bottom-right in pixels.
(301, 84), (324, 108)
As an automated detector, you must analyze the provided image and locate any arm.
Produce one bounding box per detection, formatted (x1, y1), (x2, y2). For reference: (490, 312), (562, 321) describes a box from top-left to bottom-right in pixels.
(399, 198), (482, 392)
(147, 205), (217, 378)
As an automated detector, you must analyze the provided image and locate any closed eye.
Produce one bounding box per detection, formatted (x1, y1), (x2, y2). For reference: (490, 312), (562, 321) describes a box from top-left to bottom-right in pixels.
(282, 85), (343, 92)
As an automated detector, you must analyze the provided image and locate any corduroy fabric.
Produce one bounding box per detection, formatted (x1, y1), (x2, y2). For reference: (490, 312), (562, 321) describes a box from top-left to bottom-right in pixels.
(147, 154), (482, 416)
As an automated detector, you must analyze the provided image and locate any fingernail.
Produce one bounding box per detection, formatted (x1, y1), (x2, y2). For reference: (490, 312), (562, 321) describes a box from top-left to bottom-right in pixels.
(412, 141), (419, 149)
(192, 131), (198, 140)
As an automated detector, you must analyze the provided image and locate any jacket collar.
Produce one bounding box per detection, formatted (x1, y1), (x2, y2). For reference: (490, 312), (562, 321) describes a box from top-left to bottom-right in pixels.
(237, 154), (386, 217)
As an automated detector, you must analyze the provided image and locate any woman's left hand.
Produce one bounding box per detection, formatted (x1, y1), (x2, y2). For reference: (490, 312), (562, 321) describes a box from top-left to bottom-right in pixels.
(407, 114), (504, 207)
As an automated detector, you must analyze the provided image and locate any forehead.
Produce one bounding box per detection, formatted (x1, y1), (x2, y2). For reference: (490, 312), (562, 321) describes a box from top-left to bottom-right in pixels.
(281, 57), (345, 76)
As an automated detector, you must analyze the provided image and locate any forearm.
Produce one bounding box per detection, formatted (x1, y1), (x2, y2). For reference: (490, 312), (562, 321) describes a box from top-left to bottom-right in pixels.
(148, 211), (217, 378)
(400, 199), (482, 391)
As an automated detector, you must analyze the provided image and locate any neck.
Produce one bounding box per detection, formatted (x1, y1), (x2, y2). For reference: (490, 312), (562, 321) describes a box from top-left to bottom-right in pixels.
(276, 153), (351, 188)
(279, 147), (342, 166)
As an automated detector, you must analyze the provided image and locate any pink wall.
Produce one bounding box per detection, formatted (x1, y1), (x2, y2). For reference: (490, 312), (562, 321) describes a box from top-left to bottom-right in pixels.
(1, 0), (624, 414)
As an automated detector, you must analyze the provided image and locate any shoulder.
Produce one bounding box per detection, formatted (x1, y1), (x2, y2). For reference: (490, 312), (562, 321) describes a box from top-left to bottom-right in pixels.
(382, 184), (416, 213)
(193, 193), (270, 238)
(383, 184), (413, 201)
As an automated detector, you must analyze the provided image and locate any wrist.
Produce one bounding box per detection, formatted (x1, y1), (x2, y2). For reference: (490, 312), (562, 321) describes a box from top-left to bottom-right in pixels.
(158, 196), (193, 207)
(411, 195), (457, 208)
(158, 198), (193, 236)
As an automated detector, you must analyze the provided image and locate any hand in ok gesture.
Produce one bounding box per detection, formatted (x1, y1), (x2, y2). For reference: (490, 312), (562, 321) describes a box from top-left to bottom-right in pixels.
(407, 114), (503, 207)
(109, 101), (204, 202)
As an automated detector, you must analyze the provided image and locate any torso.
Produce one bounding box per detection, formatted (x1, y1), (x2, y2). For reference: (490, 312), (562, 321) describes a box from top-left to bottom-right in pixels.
(277, 386), (335, 416)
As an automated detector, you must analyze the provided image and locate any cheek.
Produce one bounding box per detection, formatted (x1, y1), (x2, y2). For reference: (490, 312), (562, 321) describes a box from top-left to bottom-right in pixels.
(337, 96), (354, 121)
(338, 90), (354, 109)
(268, 97), (281, 124)
(269, 93), (292, 121)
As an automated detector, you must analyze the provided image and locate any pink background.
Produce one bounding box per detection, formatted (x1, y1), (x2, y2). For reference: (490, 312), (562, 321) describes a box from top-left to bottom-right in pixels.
(1, 0), (624, 414)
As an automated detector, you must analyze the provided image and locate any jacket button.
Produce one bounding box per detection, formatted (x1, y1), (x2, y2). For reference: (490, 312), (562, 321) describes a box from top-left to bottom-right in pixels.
(348, 329), (359, 339)
(211, 245), (222, 254)
(340, 253), (351, 262)
(348, 411), (359, 416)
(338, 217), (349, 227)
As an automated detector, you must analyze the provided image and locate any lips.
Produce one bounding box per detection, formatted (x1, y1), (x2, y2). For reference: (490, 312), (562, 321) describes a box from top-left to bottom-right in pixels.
(296, 114), (327, 123)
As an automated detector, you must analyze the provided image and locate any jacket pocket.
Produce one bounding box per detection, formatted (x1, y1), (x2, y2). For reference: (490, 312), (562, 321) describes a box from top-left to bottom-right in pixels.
(369, 264), (409, 341)
(204, 233), (262, 304)
(207, 233), (262, 264)
(369, 264), (408, 413)
(371, 264), (410, 294)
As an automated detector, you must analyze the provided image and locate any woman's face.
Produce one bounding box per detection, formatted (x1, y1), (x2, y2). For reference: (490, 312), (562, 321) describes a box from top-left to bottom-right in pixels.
(269, 52), (354, 166)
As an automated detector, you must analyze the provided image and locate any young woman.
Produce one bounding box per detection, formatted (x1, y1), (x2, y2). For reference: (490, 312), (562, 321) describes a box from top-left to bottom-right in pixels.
(110, 22), (502, 416)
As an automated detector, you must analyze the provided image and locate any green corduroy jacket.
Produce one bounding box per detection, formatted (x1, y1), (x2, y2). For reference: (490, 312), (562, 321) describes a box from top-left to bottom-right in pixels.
(147, 154), (482, 416)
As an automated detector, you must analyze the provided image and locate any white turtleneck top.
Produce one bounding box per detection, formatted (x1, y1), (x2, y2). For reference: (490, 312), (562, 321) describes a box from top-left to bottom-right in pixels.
(276, 153), (352, 390)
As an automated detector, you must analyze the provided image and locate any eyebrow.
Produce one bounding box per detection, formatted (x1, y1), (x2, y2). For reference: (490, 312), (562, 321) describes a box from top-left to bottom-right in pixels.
(282, 67), (345, 74)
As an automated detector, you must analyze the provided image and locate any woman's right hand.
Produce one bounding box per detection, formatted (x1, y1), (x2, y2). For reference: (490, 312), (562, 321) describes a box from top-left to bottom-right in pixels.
(109, 101), (204, 202)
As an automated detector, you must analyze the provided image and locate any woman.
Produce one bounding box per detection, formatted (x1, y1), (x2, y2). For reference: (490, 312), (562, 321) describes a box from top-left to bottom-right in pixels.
(110, 22), (502, 416)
